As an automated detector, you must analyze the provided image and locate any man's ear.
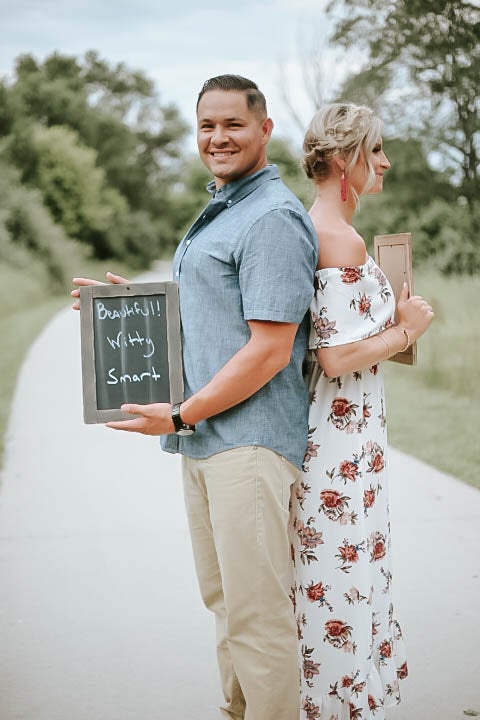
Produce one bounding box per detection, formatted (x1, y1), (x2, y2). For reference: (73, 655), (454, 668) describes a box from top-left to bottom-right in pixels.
(261, 117), (274, 144)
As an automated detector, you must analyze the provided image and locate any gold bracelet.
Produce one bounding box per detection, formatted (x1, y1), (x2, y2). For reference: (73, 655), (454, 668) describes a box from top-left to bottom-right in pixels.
(397, 326), (410, 352)
(377, 332), (391, 359)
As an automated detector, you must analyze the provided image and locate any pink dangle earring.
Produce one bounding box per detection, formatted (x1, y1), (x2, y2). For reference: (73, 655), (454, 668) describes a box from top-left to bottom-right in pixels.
(340, 171), (347, 202)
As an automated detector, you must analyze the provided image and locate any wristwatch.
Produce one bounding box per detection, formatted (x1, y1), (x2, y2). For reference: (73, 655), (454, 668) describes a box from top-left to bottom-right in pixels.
(171, 403), (195, 436)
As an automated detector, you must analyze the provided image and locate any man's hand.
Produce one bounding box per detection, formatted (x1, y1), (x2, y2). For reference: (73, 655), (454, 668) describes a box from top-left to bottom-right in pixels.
(106, 403), (175, 435)
(71, 272), (130, 310)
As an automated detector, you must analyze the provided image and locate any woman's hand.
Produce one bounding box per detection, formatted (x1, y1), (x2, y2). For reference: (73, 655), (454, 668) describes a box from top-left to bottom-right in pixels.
(395, 283), (435, 342)
(71, 271), (130, 310)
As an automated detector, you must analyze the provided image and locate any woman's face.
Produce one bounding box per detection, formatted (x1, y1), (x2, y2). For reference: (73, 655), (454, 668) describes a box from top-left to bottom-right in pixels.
(349, 138), (391, 195)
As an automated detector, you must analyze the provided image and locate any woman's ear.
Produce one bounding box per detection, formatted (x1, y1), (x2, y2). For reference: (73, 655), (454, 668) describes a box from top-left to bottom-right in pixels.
(332, 155), (345, 173)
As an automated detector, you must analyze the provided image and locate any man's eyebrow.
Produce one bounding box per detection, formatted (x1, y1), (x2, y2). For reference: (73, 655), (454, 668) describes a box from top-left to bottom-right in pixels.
(198, 115), (246, 122)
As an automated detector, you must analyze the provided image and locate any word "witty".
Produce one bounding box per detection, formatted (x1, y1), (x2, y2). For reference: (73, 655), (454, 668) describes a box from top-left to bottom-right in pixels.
(106, 330), (155, 358)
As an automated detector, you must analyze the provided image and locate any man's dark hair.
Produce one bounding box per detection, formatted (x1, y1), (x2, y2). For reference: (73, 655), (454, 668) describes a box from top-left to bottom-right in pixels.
(196, 74), (268, 117)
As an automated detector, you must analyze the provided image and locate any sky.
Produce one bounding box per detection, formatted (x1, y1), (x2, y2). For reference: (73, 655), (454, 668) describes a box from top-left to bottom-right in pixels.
(0, 0), (346, 152)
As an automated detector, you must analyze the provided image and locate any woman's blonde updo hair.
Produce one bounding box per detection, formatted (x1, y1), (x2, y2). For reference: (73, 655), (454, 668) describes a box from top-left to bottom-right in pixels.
(302, 103), (383, 196)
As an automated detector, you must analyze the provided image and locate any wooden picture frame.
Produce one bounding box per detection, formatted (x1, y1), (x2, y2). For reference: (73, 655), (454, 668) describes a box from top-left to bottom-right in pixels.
(80, 281), (184, 423)
(374, 233), (417, 366)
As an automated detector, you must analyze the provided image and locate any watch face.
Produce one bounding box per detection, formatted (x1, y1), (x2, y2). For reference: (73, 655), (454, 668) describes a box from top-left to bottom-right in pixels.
(176, 427), (195, 436)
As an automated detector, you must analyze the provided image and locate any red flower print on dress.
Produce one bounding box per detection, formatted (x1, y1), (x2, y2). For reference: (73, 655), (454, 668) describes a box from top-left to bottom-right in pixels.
(378, 639), (392, 663)
(369, 531), (387, 562)
(295, 518), (324, 565)
(302, 696), (321, 720)
(339, 460), (359, 481)
(301, 645), (320, 688)
(296, 611), (307, 641)
(349, 702), (363, 719)
(368, 694), (380, 712)
(335, 538), (366, 573)
(303, 426), (319, 473)
(365, 441), (385, 474)
(320, 489), (344, 508)
(331, 397), (353, 417)
(340, 266), (363, 284)
(311, 306), (338, 348)
(371, 453), (384, 473)
(324, 620), (355, 652)
(352, 681), (366, 696)
(397, 661), (409, 679)
(326, 453), (362, 485)
(380, 567), (393, 594)
(378, 396), (386, 428)
(303, 659), (320, 680)
(324, 619), (350, 639)
(306, 581), (325, 602)
(318, 489), (353, 523)
(295, 479), (311, 510)
(305, 580), (333, 611)
(363, 487), (376, 510)
(344, 586), (368, 605)
(350, 291), (375, 322)
(328, 397), (359, 432)
(299, 523), (324, 549)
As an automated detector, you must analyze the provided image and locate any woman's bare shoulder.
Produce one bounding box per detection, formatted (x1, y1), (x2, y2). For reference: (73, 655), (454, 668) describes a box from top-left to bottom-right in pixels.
(314, 223), (367, 270)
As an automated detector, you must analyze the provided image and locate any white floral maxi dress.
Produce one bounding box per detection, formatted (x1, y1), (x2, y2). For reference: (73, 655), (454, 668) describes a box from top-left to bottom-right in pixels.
(290, 257), (408, 720)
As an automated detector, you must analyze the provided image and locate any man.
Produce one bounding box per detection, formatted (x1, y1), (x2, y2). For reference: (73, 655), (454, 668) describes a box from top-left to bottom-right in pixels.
(73, 75), (318, 720)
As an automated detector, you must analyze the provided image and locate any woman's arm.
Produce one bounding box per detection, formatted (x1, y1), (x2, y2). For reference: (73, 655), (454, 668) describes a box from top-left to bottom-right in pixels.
(317, 283), (434, 377)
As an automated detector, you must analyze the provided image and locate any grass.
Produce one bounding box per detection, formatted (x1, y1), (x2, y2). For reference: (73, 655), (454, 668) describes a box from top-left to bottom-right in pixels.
(0, 257), (133, 468)
(1, 262), (479, 489)
(0, 295), (69, 466)
(384, 270), (480, 488)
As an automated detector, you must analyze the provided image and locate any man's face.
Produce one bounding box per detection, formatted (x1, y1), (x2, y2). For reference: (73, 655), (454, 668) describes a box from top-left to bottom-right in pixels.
(196, 89), (273, 188)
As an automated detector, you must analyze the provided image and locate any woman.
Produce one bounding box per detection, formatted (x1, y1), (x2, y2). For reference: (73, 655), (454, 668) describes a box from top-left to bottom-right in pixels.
(290, 103), (434, 720)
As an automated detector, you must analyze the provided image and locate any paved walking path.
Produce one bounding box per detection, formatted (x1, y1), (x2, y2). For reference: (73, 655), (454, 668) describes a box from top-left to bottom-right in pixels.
(0, 261), (479, 720)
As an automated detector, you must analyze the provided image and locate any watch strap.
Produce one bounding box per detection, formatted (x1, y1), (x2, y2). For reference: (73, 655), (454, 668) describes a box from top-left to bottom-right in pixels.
(171, 403), (195, 433)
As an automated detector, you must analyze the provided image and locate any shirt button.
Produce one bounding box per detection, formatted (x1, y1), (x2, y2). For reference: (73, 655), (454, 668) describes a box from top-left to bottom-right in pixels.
(227, 200), (232, 206)
(202, 214), (206, 219)
(186, 239), (191, 246)
(175, 271), (179, 277)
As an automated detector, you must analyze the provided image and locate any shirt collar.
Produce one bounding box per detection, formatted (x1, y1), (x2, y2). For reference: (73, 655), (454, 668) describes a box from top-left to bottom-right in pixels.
(206, 164), (280, 205)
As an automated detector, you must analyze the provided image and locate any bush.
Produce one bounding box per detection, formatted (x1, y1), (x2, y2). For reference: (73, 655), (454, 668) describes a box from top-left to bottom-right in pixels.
(0, 160), (90, 291)
(413, 199), (480, 274)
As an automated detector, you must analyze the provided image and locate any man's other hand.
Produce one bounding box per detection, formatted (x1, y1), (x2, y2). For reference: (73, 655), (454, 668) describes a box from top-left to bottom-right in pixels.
(106, 403), (175, 435)
(71, 272), (130, 310)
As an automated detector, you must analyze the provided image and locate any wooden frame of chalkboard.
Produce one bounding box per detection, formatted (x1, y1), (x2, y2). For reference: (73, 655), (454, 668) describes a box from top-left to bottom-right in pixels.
(80, 282), (184, 423)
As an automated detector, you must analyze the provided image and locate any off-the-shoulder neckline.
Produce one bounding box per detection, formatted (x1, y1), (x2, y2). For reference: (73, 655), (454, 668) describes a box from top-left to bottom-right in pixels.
(315, 255), (372, 275)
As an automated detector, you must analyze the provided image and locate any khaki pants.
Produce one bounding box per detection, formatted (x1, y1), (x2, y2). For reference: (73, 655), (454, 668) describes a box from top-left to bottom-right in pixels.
(182, 446), (300, 720)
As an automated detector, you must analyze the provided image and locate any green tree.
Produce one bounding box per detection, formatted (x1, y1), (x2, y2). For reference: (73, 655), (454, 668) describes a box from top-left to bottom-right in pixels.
(32, 124), (126, 245)
(0, 51), (190, 263)
(0, 158), (88, 289)
(328, 0), (480, 208)
(267, 136), (313, 207)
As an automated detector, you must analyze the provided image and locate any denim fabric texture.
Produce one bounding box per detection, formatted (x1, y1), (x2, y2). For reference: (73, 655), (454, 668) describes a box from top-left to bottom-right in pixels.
(161, 164), (318, 468)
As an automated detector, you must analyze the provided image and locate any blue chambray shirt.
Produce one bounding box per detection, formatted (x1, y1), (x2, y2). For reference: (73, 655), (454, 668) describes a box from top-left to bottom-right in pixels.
(161, 164), (318, 468)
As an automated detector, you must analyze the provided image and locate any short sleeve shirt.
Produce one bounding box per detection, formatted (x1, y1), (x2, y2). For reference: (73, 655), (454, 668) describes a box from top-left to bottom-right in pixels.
(161, 164), (318, 468)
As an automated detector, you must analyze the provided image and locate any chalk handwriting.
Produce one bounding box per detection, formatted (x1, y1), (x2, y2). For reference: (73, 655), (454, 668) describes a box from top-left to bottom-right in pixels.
(106, 330), (155, 358)
(96, 299), (161, 321)
(107, 367), (161, 385)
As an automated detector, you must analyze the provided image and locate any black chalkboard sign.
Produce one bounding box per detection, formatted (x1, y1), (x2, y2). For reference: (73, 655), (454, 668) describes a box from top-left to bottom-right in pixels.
(80, 282), (184, 423)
